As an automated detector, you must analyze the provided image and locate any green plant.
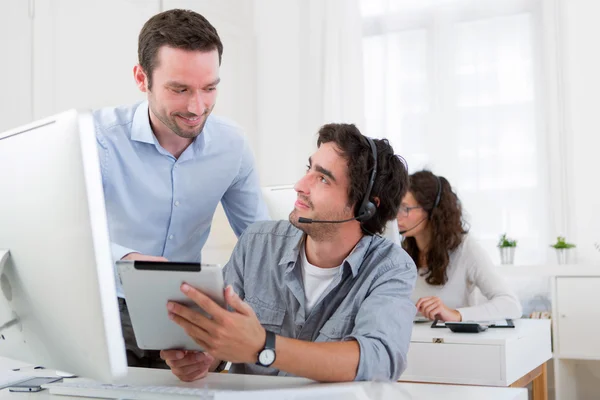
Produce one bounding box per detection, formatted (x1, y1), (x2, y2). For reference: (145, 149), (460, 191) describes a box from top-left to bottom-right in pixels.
(497, 233), (517, 248)
(550, 236), (576, 249)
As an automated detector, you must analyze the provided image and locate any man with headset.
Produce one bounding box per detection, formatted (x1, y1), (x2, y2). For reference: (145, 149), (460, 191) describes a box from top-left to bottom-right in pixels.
(160, 123), (417, 382)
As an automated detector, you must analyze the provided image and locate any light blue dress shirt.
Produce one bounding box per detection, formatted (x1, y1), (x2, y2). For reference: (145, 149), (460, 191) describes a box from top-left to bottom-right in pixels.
(94, 102), (270, 296)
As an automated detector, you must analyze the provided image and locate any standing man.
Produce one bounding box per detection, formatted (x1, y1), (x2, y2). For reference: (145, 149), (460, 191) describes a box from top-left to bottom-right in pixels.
(94, 9), (269, 367)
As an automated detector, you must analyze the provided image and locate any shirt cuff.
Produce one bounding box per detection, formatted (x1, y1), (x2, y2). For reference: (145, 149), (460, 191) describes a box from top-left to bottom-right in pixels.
(111, 242), (137, 264)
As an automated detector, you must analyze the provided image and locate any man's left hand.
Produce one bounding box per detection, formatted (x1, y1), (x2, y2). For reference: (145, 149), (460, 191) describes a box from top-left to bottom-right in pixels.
(168, 284), (266, 364)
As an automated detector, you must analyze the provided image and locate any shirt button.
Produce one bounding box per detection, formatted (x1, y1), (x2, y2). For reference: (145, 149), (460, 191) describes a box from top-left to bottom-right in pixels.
(174, 201), (180, 207)
(168, 235), (174, 240)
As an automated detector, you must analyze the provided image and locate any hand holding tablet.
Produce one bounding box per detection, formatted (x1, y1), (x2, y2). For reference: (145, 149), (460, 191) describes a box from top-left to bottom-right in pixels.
(117, 261), (225, 351)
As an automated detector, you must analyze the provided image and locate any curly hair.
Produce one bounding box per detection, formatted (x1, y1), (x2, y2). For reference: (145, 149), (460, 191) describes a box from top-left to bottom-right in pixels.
(402, 170), (468, 285)
(317, 124), (409, 235)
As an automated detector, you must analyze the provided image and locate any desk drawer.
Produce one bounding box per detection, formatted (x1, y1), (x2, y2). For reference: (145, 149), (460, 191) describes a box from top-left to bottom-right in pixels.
(556, 277), (600, 358)
(401, 342), (504, 385)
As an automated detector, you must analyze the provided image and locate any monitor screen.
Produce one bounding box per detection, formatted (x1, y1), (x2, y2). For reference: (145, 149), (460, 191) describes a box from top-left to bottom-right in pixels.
(0, 110), (127, 382)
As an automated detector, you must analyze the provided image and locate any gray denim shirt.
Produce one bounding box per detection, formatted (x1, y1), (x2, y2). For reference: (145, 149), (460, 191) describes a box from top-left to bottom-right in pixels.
(223, 220), (417, 381)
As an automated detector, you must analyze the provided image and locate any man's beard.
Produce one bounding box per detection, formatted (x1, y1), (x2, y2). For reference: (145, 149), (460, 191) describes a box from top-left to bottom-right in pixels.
(149, 100), (213, 139)
(289, 207), (354, 241)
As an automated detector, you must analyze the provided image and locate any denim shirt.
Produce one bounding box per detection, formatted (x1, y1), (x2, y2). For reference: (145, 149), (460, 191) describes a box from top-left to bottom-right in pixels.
(223, 220), (417, 381)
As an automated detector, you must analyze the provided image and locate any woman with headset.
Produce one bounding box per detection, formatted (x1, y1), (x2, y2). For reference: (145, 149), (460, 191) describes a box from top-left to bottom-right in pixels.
(397, 170), (522, 322)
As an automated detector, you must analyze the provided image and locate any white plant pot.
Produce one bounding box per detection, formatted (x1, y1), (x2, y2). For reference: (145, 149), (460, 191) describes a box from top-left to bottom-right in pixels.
(555, 248), (573, 265)
(499, 247), (515, 265)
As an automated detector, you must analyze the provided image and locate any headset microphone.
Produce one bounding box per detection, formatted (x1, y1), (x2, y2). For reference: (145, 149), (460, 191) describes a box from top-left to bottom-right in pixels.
(399, 217), (428, 235)
(297, 137), (379, 225)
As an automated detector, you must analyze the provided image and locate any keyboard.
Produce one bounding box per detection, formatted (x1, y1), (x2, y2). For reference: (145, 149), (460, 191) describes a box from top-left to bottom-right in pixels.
(44, 380), (371, 400)
(43, 381), (216, 399)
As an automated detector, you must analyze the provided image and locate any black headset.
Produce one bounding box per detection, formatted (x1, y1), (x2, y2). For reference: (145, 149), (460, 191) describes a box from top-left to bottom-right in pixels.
(355, 137), (378, 222)
(429, 175), (442, 219)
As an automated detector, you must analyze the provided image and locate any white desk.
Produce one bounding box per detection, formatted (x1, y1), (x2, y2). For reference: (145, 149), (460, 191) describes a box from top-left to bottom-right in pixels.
(0, 358), (528, 400)
(402, 319), (551, 397)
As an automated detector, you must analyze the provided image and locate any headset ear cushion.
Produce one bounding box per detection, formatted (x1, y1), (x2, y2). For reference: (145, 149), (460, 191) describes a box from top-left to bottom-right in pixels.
(357, 202), (377, 222)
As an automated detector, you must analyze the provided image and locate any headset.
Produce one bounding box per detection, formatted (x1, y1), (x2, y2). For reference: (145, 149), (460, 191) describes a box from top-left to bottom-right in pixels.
(399, 174), (442, 234)
(298, 137), (378, 224)
(354, 137), (378, 221)
(430, 175), (442, 219)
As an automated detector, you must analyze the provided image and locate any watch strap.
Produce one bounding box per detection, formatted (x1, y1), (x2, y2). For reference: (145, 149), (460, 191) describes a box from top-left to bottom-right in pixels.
(264, 330), (276, 350)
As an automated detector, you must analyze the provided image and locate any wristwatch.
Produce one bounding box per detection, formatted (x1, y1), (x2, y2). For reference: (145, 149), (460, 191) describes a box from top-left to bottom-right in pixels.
(213, 360), (228, 373)
(256, 330), (276, 367)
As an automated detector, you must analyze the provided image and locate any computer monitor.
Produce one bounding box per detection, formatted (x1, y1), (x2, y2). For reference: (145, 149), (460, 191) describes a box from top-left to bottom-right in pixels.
(0, 110), (127, 382)
(260, 185), (401, 245)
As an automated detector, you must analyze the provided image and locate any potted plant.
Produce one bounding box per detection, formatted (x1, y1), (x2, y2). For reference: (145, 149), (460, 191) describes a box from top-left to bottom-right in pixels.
(497, 233), (517, 264)
(550, 236), (576, 265)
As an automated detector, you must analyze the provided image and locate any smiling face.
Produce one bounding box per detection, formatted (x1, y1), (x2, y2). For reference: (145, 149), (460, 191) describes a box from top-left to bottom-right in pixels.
(289, 142), (357, 239)
(134, 46), (220, 140)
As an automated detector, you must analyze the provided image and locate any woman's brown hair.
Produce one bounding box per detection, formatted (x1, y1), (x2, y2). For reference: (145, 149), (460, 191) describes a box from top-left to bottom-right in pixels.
(402, 170), (468, 285)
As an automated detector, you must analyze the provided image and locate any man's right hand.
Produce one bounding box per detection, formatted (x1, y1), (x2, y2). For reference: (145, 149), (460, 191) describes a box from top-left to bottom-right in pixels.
(121, 253), (168, 262)
(160, 350), (215, 382)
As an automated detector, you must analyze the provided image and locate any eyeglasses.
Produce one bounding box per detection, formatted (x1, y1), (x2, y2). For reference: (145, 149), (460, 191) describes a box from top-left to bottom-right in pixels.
(398, 205), (423, 218)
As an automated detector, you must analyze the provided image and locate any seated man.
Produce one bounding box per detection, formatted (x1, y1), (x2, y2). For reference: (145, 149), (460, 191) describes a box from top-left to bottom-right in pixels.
(161, 123), (417, 382)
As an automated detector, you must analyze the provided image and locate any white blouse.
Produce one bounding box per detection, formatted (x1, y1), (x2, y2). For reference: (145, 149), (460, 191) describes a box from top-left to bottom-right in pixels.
(410, 234), (522, 321)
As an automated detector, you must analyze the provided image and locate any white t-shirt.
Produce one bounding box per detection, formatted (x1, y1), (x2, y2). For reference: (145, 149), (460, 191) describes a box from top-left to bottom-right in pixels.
(411, 234), (523, 321)
(300, 246), (342, 315)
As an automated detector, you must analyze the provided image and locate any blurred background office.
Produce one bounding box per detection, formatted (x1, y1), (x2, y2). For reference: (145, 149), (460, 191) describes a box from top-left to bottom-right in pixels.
(2, 0), (598, 268)
(2, 1), (600, 397)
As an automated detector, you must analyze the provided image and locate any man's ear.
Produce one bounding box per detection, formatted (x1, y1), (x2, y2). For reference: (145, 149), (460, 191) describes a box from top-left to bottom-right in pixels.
(133, 65), (149, 93)
(373, 197), (380, 207)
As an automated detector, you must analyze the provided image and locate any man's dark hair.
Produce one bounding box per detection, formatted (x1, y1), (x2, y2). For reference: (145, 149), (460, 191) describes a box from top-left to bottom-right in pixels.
(138, 9), (223, 90)
(317, 123), (409, 235)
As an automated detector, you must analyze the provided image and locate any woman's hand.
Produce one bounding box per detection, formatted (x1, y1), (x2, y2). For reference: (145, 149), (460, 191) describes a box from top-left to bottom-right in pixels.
(416, 296), (462, 322)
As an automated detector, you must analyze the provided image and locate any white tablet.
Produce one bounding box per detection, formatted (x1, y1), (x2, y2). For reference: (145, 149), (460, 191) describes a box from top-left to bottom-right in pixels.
(117, 261), (225, 351)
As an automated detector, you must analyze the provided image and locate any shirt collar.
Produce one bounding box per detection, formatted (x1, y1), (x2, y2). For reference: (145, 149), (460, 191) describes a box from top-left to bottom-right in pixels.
(279, 228), (375, 278)
(279, 229), (305, 270)
(130, 101), (155, 145)
(343, 235), (375, 277)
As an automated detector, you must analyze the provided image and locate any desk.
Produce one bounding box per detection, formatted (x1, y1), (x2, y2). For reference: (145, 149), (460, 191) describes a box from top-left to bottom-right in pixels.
(402, 319), (552, 399)
(0, 358), (528, 400)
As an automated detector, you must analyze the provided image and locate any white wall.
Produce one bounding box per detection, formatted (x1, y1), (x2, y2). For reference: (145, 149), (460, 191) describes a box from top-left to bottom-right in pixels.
(560, 0), (600, 265)
(254, 0), (316, 188)
(557, 2), (600, 395)
(0, 3), (32, 131)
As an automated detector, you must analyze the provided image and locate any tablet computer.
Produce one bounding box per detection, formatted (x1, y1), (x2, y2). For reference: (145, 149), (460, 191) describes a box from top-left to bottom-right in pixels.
(117, 261), (225, 351)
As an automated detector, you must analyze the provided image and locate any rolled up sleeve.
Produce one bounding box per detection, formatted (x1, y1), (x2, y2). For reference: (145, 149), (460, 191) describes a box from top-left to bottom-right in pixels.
(345, 261), (417, 381)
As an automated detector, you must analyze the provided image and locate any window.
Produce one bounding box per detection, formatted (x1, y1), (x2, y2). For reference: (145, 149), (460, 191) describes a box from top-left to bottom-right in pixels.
(362, 0), (550, 263)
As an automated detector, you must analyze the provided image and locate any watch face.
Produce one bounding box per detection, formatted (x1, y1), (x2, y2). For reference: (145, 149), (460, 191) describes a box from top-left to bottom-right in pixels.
(258, 349), (276, 366)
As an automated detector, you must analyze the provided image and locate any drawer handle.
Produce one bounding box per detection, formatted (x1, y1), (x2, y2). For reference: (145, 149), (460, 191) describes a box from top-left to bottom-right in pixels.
(433, 338), (444, 344)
